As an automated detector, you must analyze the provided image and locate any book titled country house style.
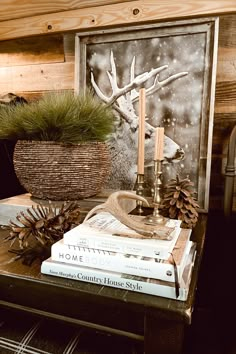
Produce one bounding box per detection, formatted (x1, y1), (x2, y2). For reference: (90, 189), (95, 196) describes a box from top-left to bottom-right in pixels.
(42, 242), (197, 301)
(63, 212), (182, 259)
(51, 228), (192, 283)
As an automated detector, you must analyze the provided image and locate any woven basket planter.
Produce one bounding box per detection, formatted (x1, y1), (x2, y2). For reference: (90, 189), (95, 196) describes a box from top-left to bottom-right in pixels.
(13, 140), (111, 200)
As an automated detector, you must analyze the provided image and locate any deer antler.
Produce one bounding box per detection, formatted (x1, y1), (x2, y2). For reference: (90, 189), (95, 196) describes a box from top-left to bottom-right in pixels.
(132, 71), (188, 103)
(91, 51), (169, 106)
(83, 191), (174, 240)
(91, 50), (188, 130)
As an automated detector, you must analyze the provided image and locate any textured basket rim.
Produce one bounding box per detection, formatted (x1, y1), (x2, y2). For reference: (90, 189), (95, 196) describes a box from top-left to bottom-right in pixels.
(16, 140), (107, 146)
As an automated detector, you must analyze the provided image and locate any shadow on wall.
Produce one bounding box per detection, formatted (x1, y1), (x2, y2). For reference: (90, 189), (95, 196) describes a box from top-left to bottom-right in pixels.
(0, 93), (27, 199)
(0, 140), (26, 199)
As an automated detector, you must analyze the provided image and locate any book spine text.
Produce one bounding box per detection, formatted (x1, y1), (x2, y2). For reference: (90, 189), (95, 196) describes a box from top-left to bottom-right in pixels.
(41, 261), (188, 301)
(51, 242), (188, 282)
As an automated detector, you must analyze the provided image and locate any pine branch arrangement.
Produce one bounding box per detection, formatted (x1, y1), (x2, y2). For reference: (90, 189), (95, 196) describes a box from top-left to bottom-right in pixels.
(3, 201), (81, 265)
(159, 175), (200, 228)
(0, 90), (115, 143)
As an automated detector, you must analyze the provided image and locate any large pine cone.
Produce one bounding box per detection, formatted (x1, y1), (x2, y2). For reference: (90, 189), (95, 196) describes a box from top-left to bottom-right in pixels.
(3, 201), (81, 265)
(160, 175), (200, 228)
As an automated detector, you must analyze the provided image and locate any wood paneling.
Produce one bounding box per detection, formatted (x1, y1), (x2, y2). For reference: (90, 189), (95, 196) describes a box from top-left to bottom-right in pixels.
(0, 35), (64, 66)
(216, 61), (236, 82)
(218, 14), (236, 47)
(213, 13), (236, 210)
(0, 62), (74, 93)
(0, 1), (236, 42)
(215, 16), (236, 116)
(215, 82), (236, 104)
(63, 34), (75, 63)
(215, 104), (236, 114)
(0, 1), (133, 22)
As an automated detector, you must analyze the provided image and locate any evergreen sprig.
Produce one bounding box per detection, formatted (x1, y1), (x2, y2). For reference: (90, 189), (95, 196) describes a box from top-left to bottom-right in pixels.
(0, 90), (115, 143)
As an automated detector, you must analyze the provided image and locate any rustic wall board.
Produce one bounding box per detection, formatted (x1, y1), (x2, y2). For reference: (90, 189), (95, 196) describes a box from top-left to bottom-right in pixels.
(0, 62), (74, 93)
(0, 1), (236, 42)
(0, 0), (133, 22)
(0, 35), (64, 66)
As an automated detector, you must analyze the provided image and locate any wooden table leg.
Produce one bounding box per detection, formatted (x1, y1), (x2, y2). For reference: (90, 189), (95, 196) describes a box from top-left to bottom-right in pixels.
(144, 312), (185, 354)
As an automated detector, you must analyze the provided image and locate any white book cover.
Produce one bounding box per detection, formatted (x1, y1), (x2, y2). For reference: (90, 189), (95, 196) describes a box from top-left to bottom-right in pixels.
(42, 242), (197, 301)
(63, 212), (182, 259)
(51, 228), (192, 282)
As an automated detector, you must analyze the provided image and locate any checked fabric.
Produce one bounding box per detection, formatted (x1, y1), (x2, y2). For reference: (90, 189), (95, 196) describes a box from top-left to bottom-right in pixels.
(0, 308), (142, 354)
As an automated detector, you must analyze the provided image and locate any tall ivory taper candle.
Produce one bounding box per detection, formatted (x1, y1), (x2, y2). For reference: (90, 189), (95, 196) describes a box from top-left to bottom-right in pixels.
(137, 88), (145, 174)
(154, 127), (164, 160)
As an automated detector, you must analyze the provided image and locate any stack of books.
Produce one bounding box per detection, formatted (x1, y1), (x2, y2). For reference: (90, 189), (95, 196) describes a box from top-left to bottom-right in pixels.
(41, 212), (197, 301)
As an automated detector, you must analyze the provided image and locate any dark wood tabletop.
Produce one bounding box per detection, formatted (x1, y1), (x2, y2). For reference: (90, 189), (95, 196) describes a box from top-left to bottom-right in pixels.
(0, 213), (208, 354)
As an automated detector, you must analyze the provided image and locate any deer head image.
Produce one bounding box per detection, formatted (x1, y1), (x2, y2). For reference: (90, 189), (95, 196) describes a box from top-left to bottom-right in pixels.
(91, 51), (187, 189)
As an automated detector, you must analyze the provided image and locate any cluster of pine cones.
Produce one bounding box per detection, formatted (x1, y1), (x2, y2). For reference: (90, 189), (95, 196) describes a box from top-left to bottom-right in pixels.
(160, 175), (199, 228)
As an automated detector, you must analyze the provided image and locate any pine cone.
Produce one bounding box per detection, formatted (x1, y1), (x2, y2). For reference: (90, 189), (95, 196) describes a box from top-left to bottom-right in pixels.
(160, 175), (199, 228)
(3, 201), (81, 264)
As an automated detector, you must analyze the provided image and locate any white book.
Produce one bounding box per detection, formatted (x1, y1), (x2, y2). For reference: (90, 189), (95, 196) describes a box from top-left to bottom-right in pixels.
(51, 228), (192, 282)
(63, 212), (182, 259)
(42, 242), (197, 301)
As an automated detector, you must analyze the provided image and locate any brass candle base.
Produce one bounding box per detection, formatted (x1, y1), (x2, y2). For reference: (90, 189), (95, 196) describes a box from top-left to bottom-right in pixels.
(144, 159), (167, 225)
(136, 173), (145, 214)
(144, 206), (166, 225)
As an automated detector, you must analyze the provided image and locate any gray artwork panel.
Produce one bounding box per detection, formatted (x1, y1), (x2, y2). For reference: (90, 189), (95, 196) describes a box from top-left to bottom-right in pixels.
(76, 18), (219, 211)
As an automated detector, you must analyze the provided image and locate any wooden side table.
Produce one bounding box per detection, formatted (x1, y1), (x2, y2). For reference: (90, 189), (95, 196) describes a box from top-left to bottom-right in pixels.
(0, 214), (207, 354)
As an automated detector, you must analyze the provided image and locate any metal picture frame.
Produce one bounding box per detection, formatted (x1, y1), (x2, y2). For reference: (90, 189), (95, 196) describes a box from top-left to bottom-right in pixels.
(75, 17), (219, 212)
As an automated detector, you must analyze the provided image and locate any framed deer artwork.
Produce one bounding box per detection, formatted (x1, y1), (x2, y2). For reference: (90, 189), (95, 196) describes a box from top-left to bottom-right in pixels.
(75, 17), (219, 212)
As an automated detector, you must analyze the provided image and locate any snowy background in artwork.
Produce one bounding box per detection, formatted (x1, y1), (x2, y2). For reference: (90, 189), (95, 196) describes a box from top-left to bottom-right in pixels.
(85, 32), (206, 194)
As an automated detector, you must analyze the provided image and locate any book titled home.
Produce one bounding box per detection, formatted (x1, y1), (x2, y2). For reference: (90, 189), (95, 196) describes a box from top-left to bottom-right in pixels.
(63, 212), (182, 259)
(42, 242), (197, 301)
(51, 228), (192, 282)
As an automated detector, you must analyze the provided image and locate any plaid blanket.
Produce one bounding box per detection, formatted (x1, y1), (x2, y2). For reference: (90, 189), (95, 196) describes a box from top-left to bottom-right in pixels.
(0, 308), (142, 354)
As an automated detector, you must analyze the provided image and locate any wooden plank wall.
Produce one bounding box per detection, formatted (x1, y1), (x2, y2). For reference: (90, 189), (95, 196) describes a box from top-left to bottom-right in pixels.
(0, 34), (73, 96)
(0, 1), (236, 41)
(0, 14), (235, 211)
(213, 15), (236, 210)
(0, 0), (134, 22)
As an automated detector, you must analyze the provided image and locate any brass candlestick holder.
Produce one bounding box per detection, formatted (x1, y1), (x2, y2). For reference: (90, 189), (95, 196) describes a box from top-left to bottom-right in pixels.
(144, 159), (166, 225)
(136, 173), (145, 214)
